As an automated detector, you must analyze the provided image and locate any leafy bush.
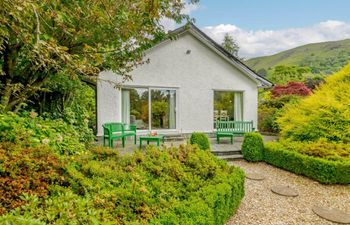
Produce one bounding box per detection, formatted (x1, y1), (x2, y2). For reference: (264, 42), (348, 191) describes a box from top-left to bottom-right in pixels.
(264, 142), (350, 184)
(241, 132), (264, 162)
(0, 143), (63, 215)
(190, 132), (211, 150)
(271, 82), (311, 98)
(277, 63), (350, 143)
(0, 112), (93, 155)
(258, 106), (280, 134)
(1, 144), (245, 224)
(31, 73), (97, 137)
(258, 93), (301, 134)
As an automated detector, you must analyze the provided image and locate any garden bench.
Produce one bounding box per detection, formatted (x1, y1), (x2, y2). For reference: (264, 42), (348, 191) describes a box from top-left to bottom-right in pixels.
(102, 122), (137, 148)
(216, 121), (255, 144)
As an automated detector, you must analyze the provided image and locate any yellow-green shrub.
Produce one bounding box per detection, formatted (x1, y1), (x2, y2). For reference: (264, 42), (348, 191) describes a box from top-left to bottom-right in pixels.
(277, 63), (350, 143)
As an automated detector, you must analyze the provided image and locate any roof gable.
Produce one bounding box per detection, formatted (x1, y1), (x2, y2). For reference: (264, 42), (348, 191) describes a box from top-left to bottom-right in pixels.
(159, 23), (273, 87)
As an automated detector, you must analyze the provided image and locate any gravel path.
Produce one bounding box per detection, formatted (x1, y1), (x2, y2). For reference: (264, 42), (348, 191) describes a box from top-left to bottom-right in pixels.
(227, 160), (350, 225)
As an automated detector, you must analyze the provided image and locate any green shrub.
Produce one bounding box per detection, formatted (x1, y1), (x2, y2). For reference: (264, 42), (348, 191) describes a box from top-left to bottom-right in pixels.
(264, 142), (350, 184)
(277, 139), (350, 161)
(151, 168), (244, 225)
(1, 144), (245, 224)
(258, 94), (301, 134)
(277, 62), (350, 143)
(0, 111), (93, 155)
(0, 143), (63, 215)
(190, 132), (211, 150)
(241, 132), (264, 162)
(258, 106), (279, 134)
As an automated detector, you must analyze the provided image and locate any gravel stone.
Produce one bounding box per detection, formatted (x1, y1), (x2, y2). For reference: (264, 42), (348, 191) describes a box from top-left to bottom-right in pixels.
(227, 160), (350, 225)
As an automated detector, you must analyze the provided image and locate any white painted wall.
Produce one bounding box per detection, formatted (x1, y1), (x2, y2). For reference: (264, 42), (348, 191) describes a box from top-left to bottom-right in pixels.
(97, 32), (258, 136)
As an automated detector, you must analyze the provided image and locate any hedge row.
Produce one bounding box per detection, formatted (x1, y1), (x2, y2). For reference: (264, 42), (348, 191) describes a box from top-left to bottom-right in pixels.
(151, 168), (245, 224)
(264, 142), (350, 184)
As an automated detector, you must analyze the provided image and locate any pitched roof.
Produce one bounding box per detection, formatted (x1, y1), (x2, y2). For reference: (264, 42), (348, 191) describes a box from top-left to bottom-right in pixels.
(167, 23), (273, 87)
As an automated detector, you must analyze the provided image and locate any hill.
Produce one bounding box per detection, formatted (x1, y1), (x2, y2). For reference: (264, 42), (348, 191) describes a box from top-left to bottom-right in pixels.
(245, 39), (350, 75)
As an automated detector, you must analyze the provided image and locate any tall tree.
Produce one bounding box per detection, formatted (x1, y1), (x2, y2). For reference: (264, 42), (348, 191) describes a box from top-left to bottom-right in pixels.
(0, 0), (198, 112)
(221, 33), (241, 59)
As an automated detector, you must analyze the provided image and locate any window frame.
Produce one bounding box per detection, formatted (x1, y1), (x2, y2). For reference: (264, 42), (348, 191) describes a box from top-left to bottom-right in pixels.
(121, 86), (179, 132)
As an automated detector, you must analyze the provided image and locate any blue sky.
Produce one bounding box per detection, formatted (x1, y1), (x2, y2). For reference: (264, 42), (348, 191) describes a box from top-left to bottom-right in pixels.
(192, 0), (350, 30)
(175, 0), (350, 58)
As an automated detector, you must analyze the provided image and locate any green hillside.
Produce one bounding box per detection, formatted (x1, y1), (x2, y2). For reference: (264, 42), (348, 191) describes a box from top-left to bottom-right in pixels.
(245, 39), (350, 75)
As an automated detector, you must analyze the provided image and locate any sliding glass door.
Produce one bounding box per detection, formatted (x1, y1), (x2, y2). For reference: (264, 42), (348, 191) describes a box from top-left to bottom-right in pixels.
(151, 89), (176, 129)
(122, 87), (176, 130)
(122, 88), (149, 129)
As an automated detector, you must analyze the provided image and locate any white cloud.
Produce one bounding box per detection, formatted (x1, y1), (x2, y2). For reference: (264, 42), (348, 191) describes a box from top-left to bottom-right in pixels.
(202, 20), (350, 59)
(160, 3), (199, 32)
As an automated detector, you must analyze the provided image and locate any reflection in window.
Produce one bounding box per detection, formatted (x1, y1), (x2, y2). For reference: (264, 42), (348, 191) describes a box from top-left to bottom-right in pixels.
(214, 91), (243, 123)
(151, 90), (176, 129)
(122, 88), (149, 130)
(122, 88), (176, 130)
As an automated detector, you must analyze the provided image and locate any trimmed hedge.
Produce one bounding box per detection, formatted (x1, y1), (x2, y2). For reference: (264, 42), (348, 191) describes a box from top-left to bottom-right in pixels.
(241, 132), (264, 162)
(151, 167), (245, 224)
(264, 142), (350, 184)
(190, 132), (211, 151)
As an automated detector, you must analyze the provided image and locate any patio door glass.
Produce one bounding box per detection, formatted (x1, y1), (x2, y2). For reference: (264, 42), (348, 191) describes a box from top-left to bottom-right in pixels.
(122, 88), (176, 130)
(214, 91), (243, 123)
(151, 89), (176, 129)
(122, 88), (149, 130)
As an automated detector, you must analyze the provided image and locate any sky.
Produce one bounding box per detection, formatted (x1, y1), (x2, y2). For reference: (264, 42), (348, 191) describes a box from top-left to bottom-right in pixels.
(163, 0), (350, 59)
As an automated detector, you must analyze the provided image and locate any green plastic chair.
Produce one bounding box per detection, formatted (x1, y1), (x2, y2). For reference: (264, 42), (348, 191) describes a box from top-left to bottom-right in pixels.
(102, 122), (137, 148)
(103, 122), (125, 148)
(123, 124), (137, 144)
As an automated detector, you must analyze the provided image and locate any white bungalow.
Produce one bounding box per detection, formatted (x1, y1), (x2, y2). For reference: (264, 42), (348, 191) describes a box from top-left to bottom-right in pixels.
(97, 23), (272, 136)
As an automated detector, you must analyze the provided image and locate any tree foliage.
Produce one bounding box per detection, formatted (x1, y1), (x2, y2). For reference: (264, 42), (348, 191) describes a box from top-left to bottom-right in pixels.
(267, 65), (311, 84)
(271, 82), (311, 98)
(221, 33), (241, 59)
(0, 0), (197, 112)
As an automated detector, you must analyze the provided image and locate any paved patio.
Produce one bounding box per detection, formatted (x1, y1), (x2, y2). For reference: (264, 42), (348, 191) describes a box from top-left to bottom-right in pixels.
(97, 135), (278, 156)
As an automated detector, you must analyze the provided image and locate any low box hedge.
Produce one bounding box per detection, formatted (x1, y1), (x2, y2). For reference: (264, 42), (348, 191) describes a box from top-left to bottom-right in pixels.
(190, 132), (211, 151)
(241, 132), (264, 162)
(264, 142), (350, 184)
(151, 167), (244, 225)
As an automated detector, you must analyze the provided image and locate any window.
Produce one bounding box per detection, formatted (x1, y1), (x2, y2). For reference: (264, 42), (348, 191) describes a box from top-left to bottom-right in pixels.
(122, 88), (176, 130)
(214, 91), (243, 123)
(122, 88), (149, 129)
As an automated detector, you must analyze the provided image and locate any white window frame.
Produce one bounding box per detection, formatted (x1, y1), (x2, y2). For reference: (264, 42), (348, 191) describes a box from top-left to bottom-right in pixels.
(121, 86), (179, 133)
